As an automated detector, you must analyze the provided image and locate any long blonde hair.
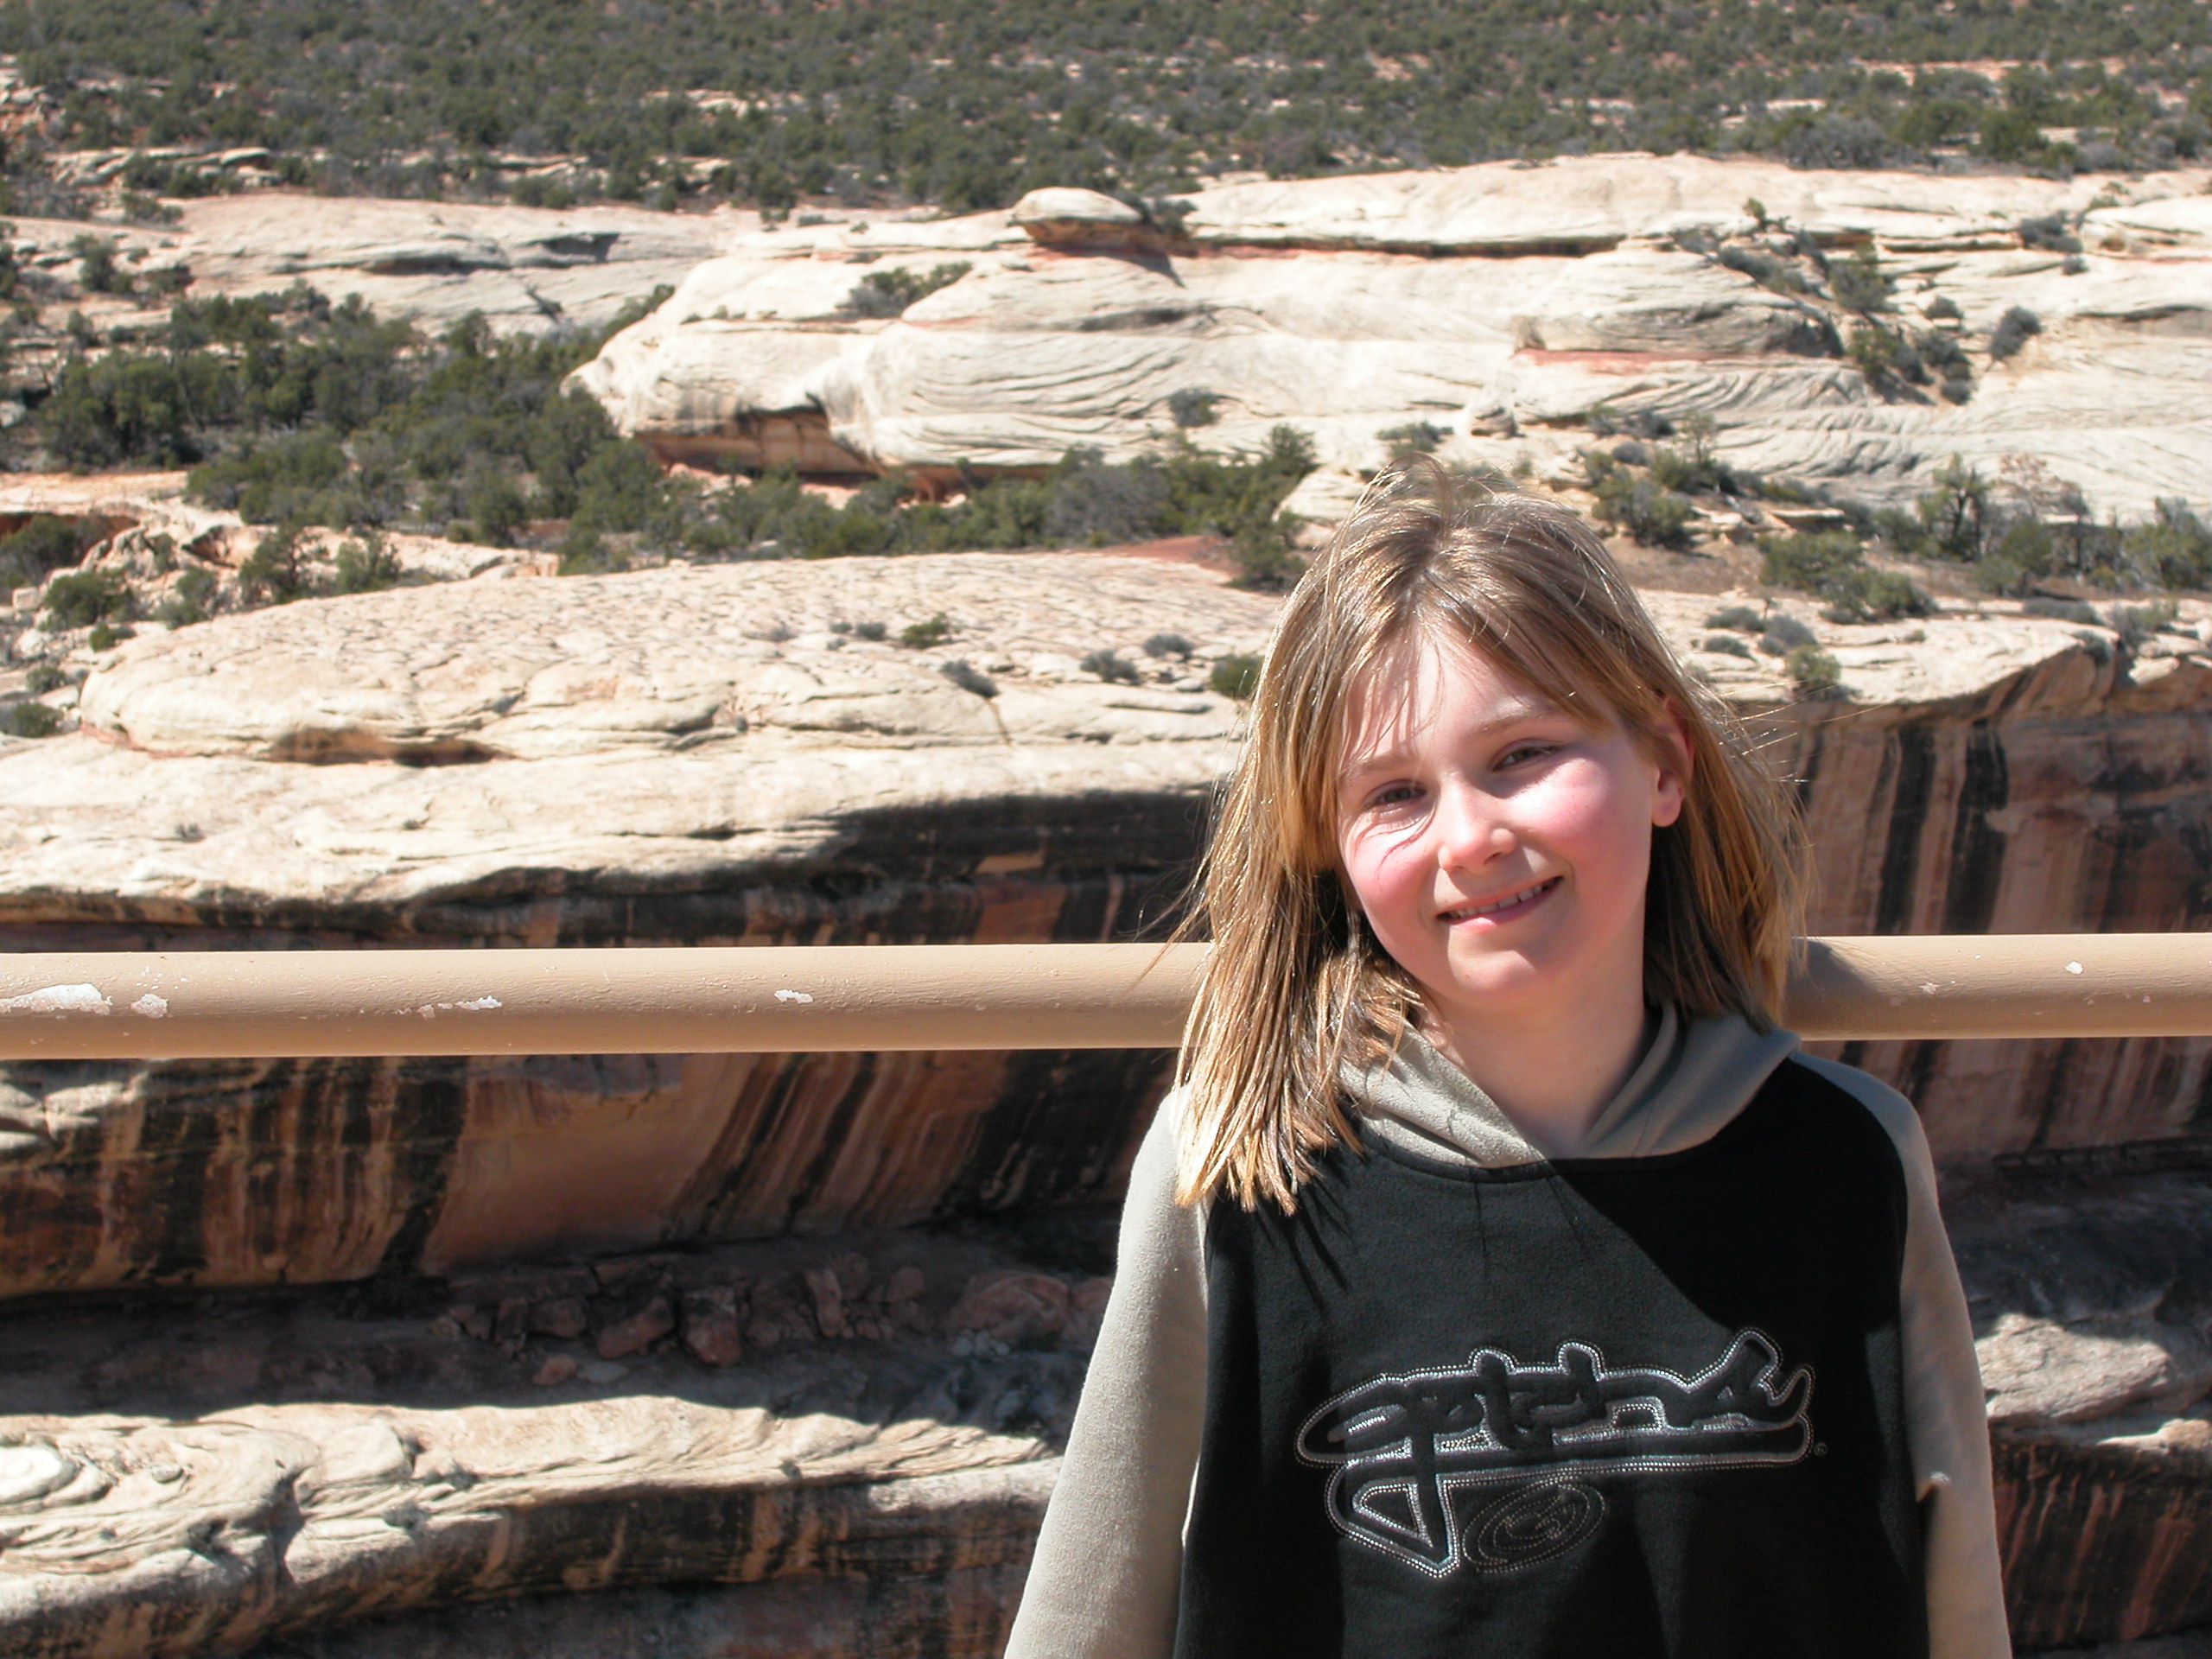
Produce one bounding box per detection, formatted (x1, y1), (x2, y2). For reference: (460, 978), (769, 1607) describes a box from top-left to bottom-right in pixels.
(1175, 460), (1805, 1212)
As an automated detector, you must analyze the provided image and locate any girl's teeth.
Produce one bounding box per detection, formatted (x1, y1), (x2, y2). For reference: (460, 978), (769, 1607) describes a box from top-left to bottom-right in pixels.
(1453, 879), (1552, 919)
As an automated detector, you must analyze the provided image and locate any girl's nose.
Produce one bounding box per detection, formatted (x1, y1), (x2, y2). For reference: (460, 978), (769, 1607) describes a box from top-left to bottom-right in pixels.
(1433, 783), (1515, 870)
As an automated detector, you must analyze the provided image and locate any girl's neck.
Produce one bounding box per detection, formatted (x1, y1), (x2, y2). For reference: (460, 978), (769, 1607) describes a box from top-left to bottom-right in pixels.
(1421, 987), (1659, 1161)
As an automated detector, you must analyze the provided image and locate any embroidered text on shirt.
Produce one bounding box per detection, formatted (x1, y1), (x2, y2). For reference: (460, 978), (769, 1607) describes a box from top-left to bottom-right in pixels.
(1294, 1329), (1815, 1575)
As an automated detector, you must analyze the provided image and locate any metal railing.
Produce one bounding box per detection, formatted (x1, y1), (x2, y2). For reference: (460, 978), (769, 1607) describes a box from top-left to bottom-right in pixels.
(2, 936), (2209, 1059)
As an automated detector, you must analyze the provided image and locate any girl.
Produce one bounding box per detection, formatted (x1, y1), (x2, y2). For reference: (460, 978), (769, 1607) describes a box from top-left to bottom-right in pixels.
(1005, 462), (2006, 1658)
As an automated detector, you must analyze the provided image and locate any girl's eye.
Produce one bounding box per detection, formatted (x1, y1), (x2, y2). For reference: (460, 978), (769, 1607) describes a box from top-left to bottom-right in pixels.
(1369, 782), (1422, 809)
(1497, 741), (1557, 769)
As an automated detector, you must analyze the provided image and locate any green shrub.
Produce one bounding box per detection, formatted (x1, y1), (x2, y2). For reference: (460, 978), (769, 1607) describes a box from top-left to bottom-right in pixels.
(1827, 247), (1891, 313)
(1704, 606), (1764, 632)
(42, 569), (130, 628)
(1208, 652), (1263, 701)
(334, 531), (402, 593)
(86, 620), (133, 651)
(189, 430), (353, 524)
(2123, 499), (2212, 589)
(1166, 389), (1219, 429)
(1081, 648), (1140, 683)
(899, 612), (952, 648)
(2023, 596), (2100, 626)
(840, 262), (972, 319)
(1592, 465), (1694, 548)
(1701, 632), (1754, 658)
(0, 700), (61, 739)
(1377, 421), (1448, 454)
(1784, 643), (1845, 697)
(1764, 531), (1934, 622)
(1762, 530), (1865, 594)
(1758, 613), (1817, 654)
(24, 664), (67, 696)
(238, 524), (318, 606)
(1818, 568), (1936, 625)
(2107, 600), (2182, 649)
(1912, 457), (1994, 562)
(938, 658), (997, 697)
(153, 566), (218, 626)
(1974, 518), (2056, 596)
(1143, 632), (1193, 658)
(1988, 306), (2042, 361)
(0, 514), (99, 590)
(2017, 214), (2082, 254)
(72, 234), (128, 296)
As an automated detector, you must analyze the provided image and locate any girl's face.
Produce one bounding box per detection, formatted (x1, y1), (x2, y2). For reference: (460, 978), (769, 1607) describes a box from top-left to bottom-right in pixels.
(1333, 632), (1687, 1038)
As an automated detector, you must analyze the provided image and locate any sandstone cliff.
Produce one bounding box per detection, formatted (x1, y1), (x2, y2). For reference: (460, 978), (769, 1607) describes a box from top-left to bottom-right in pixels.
(4, 541), (2212, 1655)
(3, 550), (2209, 1302)
(572, 156), (2212, 519)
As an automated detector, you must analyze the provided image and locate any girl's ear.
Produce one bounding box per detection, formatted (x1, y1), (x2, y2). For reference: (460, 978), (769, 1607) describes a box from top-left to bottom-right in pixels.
(1649, 700), (1693, 829)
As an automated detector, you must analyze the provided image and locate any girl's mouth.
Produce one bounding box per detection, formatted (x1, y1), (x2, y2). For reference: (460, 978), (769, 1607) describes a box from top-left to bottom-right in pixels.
(1440, 874), (1560, 925)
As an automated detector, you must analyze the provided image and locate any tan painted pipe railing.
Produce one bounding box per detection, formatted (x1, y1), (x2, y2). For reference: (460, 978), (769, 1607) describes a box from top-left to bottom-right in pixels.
(1, 936), (2209, 1060)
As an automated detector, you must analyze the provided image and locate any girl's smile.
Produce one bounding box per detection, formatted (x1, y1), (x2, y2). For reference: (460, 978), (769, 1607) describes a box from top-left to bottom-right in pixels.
(1333, 632), (1687, 1084)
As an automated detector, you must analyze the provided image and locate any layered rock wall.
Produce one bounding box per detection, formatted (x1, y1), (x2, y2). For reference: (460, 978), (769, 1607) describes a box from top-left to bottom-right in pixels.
(574, 156), (2212, 518)
(3, 553), (2209, 1302)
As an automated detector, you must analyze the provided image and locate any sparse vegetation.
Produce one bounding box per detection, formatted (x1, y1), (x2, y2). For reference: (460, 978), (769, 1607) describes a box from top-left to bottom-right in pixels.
(839, 262), (972, 319)
(0, 0), (2203, 226)
(1166, 390), (1219, 429)
(1377, 421), (1448, 454)
(0, 700), (62, 739)
(0, 515), (100, 593)
(1586, 451), (1695, 549)
(1761, 530), (1933, 623)
(899, 612), (953, 649)
(152, 565), (218, 627)
(41, 568), (130, 629)
(1784, 642), (1845, 697)
(938, 658), (998, 697)
(1988, 305), (2043, 361)
(1208, 652), (1262, 702)
(1080, 648), (1140, 683)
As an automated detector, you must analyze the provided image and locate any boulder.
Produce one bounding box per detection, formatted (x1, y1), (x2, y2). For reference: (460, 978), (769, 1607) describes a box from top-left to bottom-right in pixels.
(1007, 188), (1155, 251)
(573, 155), (2212, 516)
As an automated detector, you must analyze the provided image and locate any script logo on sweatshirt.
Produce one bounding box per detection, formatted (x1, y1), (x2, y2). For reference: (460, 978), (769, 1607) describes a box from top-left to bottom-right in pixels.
(1294, 1329), (1815, 1576)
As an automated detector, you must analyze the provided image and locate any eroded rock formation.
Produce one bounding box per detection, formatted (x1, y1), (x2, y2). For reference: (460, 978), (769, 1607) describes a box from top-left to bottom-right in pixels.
(3, 555), (2210, 1303)
(4, 545), (2212, 1652)
(0, 1221), (1097, 1658)
(573, 156), (2212, 518)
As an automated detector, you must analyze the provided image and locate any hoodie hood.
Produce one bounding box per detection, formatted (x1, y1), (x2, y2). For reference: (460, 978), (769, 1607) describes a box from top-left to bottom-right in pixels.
(1348, 1006), (1801, 1169)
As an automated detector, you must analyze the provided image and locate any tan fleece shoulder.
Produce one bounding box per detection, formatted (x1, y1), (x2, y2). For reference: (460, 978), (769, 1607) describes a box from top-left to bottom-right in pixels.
(1004, 1092), (1208, 1659)
(1790, 1054), (2012, 1659)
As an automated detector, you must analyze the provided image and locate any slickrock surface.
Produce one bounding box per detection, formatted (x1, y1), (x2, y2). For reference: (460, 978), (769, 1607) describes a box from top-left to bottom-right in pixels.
(3, 554), (2210, 1300)
(575, 156), (2212, 516)
(0, 1219), (1103, 1658)
(5, 195), (741, 346)
(0, 553), (1273, 1296)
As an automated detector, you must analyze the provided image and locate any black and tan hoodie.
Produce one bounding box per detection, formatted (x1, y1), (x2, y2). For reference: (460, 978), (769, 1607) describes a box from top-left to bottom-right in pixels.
(1005, 1009), (2009, 1659)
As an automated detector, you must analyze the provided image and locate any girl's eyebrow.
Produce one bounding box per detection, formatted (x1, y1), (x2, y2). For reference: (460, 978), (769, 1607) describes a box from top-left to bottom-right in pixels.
(1338, 696), (1565, 781)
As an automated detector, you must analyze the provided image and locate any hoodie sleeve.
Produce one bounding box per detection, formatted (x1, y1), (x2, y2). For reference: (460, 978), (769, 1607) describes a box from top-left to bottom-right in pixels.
(1793, 1054), (2012, 1659)
(1003, 1095), (1209, 1659)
